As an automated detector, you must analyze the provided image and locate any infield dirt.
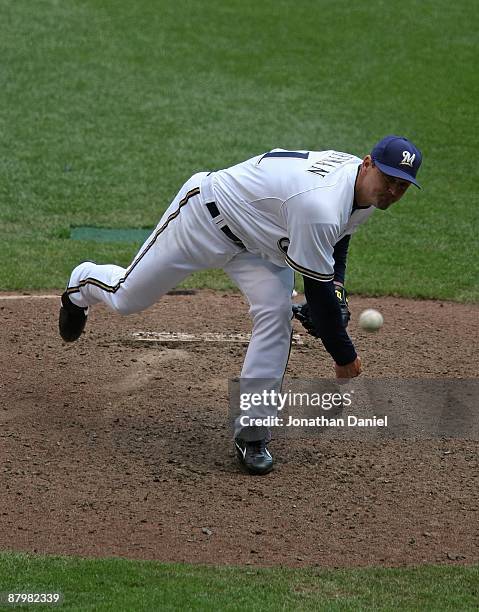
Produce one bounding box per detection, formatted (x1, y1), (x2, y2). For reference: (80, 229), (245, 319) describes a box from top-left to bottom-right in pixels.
(0, 291), (477, 567)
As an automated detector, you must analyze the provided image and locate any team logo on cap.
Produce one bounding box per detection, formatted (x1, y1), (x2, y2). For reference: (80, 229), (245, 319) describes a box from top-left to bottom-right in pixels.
(400, 151), (415, 167)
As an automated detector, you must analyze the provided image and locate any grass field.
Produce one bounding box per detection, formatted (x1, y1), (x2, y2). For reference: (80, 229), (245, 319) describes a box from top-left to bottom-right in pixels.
(1, 552), (478, 611)
(0, 0), (477, 299)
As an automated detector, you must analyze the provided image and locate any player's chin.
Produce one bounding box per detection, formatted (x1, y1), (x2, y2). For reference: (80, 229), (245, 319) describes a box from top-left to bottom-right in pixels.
(373, 201), (391, 211)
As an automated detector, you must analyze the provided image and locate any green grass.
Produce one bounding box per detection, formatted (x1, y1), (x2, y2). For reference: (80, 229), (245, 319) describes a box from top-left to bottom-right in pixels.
(0, 0), (477, 299)
(0, 552), (478, 611)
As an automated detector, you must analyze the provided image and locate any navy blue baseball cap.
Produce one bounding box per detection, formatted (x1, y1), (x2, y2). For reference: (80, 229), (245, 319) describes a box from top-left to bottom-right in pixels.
(371, 135), (422, 188)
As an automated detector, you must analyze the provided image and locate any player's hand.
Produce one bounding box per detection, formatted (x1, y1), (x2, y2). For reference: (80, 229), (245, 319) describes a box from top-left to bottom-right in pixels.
(335, 356), (362, 379)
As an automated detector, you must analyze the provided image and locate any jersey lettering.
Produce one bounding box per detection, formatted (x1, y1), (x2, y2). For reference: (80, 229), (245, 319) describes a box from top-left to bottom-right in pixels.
(308, 152), (355, 178)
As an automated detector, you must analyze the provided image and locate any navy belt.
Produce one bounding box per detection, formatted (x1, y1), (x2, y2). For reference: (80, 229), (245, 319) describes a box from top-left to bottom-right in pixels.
(206, 202), (245, 248)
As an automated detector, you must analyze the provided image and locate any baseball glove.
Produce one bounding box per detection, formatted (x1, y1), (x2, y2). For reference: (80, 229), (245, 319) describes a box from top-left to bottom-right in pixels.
(292, 285), (351, 338)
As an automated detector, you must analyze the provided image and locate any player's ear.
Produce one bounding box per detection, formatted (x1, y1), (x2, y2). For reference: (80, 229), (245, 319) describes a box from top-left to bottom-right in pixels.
(359, 155), (373, 176)
(363, 154), (373, 168)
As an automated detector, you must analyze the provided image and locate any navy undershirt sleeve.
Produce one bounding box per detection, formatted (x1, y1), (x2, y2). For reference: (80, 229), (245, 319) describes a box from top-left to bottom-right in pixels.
(333, 234), (351, 285)
(303, 275), (357, 366)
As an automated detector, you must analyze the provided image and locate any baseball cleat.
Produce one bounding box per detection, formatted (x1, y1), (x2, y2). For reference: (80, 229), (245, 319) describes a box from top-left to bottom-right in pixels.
(234, 437), (273, 475)
(59, 292), (88, 342)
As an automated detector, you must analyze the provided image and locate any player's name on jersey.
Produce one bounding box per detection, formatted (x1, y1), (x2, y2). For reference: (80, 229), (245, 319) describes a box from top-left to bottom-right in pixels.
(239, 414), (388, 428)
(308, 151), (355, 178)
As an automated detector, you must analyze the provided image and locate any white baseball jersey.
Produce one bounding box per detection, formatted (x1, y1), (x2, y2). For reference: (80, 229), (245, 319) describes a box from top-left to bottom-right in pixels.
(210, 149), (375, 281)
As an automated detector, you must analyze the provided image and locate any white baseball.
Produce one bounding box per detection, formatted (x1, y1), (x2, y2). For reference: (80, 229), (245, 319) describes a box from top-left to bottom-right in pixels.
(358, 309), (384, 332)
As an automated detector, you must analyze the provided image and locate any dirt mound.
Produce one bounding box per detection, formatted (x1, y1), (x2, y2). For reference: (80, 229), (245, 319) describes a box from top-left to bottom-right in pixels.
(0, 291), (477, 567)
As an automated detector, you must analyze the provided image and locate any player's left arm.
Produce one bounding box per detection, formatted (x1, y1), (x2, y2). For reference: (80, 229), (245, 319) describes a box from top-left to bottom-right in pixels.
(285, 194), (353, 363)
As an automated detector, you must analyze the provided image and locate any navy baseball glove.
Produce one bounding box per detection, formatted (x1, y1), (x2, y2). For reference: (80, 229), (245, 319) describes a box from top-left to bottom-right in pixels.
(292, 285), (351, 337)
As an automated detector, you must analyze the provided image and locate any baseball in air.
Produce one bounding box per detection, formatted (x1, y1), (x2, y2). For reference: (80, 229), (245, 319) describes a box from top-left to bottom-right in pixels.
(358, 309), (384, 332)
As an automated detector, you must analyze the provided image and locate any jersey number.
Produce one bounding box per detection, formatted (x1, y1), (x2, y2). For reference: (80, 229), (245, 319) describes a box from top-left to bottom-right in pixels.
(259, 150), (309, 163)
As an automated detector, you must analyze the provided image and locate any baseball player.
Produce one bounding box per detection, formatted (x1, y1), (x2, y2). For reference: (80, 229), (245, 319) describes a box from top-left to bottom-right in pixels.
(59, 135), (422, 475)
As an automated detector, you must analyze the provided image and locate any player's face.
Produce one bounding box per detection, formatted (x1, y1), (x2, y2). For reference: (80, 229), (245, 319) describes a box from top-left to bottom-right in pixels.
(372, 166), (411, 209)
(358, 156), (411, 209)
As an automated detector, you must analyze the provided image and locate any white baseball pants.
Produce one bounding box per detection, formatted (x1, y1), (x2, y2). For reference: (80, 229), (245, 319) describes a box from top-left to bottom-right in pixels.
(67, 172), (294, 438)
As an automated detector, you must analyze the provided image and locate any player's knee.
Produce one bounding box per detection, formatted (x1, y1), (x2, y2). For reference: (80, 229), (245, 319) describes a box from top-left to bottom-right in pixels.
(110, 294), (142, 316)
(113, 303), (135, 316)
(250, 298), (292, 327)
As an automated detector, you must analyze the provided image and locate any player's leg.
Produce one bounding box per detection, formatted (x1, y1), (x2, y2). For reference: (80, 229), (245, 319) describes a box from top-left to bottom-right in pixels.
(223, 252), (294, 474)
(60, 172), (241, 340)
(65, 174), (206, 313)
(224, 251), (294, 380)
